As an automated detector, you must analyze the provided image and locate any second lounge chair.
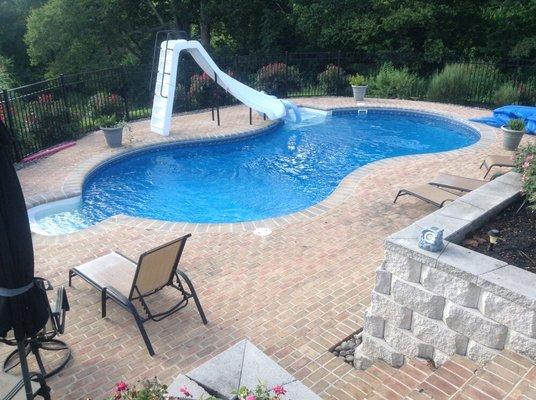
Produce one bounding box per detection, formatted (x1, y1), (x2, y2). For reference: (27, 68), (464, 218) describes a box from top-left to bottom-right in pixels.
(428, 172), (486, 192)
(480, 155), (515, 178)
(394, 172), (487, 208)
(393, 184), (460, 208)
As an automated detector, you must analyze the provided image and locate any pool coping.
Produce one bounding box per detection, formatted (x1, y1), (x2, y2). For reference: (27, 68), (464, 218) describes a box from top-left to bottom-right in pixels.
(26, 104), (497, 241)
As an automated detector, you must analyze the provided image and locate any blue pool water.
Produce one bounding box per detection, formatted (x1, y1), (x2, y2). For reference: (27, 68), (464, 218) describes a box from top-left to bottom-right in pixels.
(34, 109), (479, 234)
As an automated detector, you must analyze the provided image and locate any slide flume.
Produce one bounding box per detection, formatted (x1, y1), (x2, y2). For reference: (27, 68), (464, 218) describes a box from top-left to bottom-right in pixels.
(151, 40), (299, 136)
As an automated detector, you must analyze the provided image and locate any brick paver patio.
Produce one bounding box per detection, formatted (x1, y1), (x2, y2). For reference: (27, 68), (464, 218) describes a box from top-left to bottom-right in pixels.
(10, 98), (536, 399)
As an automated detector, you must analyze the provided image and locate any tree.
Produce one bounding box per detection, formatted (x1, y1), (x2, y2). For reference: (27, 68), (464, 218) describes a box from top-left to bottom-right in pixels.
(8, 0), (536, 83)
(0, 55), (17, 89)
(482, 0), (536, 62)
(0, 0), (45, 82)
(293, 0), (486, 70)
(25, 0), (158, 77)
(24, 0), (219, 77)
(216, 0), (296, 54)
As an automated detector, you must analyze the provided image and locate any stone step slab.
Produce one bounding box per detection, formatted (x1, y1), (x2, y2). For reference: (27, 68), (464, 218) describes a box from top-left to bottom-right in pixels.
(167, 374), (211, 399)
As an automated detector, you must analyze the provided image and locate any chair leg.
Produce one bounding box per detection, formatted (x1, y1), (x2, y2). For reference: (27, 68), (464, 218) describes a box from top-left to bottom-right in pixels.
(483, 166), (492, 179)
(101, 288), (107, 318)
(40, 387), (51, 400)
(393, 190), (404, 204)
(68, 270), (74, 287)
(177, 271), (208, 325)
(35, 374), (51, 400)
(30, 341), (47, 378)
(127, 303), (155, 356)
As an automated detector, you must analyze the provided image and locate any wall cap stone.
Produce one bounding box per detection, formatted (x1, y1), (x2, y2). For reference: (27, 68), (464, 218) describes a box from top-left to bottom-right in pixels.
(388, 172), (535, 311)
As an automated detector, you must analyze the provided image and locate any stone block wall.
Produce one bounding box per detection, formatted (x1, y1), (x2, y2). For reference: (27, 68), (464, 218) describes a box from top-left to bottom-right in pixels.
(354, 172), (536, 369)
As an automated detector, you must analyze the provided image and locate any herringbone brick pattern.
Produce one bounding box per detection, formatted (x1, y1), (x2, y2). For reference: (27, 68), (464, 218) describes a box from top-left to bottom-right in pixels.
(7, 98), (535, 399)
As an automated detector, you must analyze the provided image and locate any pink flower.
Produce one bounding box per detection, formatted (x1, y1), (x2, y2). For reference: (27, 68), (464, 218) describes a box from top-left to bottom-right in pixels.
(179, 386), (192, 397)
(272, 385), (286, 396)
(245, 395), (256, 400)
(38, 93), (53, 103)
(115, 381), (128, 392)
(523, 155), (534, 169)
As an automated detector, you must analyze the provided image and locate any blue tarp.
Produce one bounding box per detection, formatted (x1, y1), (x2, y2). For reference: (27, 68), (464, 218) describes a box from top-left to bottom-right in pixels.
(470, 105), (536, 134)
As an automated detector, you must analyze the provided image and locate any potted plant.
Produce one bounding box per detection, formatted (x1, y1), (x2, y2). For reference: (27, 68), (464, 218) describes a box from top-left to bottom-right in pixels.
(501, 118), (525, 151)
(95, 115), (125, 148)
(349, 73), (367, 101)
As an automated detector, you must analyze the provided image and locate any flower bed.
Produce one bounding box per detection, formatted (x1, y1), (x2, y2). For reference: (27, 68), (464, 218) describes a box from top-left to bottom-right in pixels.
(104, 379), (289, 400)
(462, 200), (536, 273)
(463, 144), (536, 274)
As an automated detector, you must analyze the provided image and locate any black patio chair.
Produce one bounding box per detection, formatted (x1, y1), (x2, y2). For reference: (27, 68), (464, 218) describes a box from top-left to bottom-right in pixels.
(68, 234), (207, 356)
(2, 278), (71, 380)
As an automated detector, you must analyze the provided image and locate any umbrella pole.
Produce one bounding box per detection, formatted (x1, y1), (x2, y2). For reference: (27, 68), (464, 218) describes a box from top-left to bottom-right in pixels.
(17, 339), (34, 400)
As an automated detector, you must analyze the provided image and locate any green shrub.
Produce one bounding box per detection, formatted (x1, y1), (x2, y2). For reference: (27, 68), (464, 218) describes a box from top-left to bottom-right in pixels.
(507, 118), (525, 131)
(492, 82), (520, 106)
(87, 91), (125, 118)
(368, 64), (423, 99)
(317, 64), (348, 95)
(348, 73), (366, 86)
(187, 71), (235, 110)
(188, 72), (214, 108)
(0, 55), (17, 89)
(24, 97), (77, 150)
(427, 63), (502, 104)
(515, 144), (536, 209)
(519, 77), (536, 105)
(172, 83), (189, 112)
(94, 114), (124, 128)
(255, 62), (301, 97)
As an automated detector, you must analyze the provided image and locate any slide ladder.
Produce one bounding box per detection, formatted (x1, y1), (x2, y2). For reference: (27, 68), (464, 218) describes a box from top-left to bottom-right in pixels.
(150, 40), (300, 136)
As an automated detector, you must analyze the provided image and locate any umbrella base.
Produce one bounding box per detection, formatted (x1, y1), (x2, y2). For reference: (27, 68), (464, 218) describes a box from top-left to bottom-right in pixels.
(3, 339), (71, 379)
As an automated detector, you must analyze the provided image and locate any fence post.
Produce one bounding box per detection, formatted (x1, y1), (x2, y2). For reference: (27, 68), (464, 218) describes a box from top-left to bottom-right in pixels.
(2, 89), (22, 161)
(58, 74), (71, 125)
(336, 51), (342, 96)
(284, 51), (289, 98)
(121, 66), (131, 121)
(214, 73), (220, 126)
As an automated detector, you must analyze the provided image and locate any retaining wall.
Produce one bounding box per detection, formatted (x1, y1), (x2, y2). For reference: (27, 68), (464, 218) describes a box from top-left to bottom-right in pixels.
(354, 172), (536, 369)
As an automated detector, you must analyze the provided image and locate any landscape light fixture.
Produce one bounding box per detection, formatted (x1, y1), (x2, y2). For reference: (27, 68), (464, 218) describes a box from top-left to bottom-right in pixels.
(487, 229), (501, 251)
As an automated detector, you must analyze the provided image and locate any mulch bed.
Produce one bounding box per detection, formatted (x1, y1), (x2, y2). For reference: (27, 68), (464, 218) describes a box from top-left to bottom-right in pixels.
(462, 200), (536, 274)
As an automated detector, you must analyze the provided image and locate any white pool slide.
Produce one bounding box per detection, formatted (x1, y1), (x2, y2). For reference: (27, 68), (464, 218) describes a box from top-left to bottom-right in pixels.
(150, 40), (300, 136)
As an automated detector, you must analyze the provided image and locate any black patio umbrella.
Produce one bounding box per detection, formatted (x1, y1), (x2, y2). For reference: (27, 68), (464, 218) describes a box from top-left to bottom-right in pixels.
(0, 119), (49, 398)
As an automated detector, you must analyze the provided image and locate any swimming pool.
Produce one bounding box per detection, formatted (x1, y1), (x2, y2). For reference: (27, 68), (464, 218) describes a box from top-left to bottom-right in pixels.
(30, 108), (480, 235)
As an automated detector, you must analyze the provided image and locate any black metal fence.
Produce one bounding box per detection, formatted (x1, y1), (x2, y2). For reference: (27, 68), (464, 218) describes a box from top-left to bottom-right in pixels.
(1, 52), (535, 161)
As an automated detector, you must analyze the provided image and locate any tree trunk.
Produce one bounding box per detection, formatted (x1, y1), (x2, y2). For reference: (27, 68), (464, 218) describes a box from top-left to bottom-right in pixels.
(199, 0), (211, 49)
(169, 0), (181, 32)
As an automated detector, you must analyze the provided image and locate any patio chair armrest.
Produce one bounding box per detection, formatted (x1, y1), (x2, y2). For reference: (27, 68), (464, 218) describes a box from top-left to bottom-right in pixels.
(50, 286), (69, 334)
(34, 277), (53, 291)
(113, 251), (138, 265)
